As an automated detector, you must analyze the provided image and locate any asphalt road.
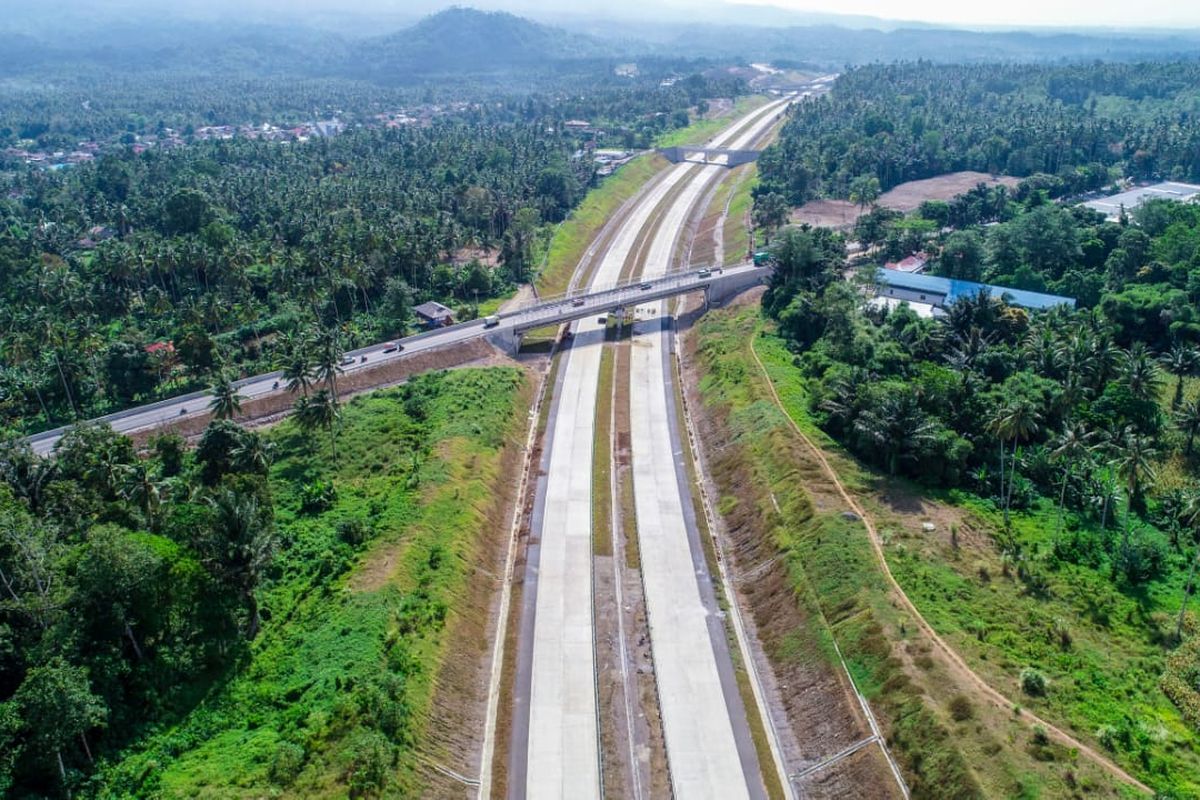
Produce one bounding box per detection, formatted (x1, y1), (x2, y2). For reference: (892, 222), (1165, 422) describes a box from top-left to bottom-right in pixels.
(26, 262), (768, 457)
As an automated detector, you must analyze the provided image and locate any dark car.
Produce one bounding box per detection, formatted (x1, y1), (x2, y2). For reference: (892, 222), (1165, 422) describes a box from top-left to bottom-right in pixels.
(382, 342), (402, 354)
(639, 282), (653, 290)
(571, 297), (585, 307)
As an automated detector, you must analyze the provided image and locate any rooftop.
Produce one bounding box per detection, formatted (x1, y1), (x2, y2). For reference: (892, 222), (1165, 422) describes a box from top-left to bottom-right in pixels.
(1082, 182), (1200, 219)
(413, 300), (454, 320)
(876, 269), (1076, 311)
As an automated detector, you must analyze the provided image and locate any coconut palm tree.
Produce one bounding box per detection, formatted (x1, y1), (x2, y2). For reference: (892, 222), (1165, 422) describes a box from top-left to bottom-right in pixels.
(1176, 399), (1200, 457)
(1050, 420), (1098, 543)
(991, 399), (1043, 526)
(208, 374), (242, 421)
(1112, 426), (1159, 526)
(296, 388), (341, 461)
(1160, 344), (1199, 409)
(1176, 489), (1200, 640)
(852, 392), (937, 476)
(1122, 343), (1163, 405)
(205, 488), (276, 640)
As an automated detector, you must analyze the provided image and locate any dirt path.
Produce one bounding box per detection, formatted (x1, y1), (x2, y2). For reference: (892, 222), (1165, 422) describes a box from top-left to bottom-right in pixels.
(746, 337), (1154, 796)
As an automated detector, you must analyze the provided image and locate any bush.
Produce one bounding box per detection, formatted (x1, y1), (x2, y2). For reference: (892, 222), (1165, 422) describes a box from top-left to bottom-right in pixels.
(299, 480), (337, 514)
(948, 694), (974, 722)
(1020, 667), (1048, 697)
(268, 741), (305, 784)
(345, 728), (393, 798)
(337, 518), (370, 546)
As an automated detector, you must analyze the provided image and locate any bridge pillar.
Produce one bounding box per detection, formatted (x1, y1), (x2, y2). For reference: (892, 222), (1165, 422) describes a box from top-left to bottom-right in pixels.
(487, 329), (523, 357)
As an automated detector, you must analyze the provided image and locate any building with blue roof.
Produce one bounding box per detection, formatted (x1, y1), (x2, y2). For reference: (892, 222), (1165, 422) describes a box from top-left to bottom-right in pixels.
(874, 269), (1075, 313)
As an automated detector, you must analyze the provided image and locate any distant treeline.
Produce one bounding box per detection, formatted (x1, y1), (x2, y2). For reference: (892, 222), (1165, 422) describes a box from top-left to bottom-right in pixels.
(757, 61), (1200, 204)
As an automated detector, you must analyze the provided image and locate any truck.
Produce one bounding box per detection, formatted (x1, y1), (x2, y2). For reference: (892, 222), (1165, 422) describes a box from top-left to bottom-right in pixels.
(483, 315), (500, 328)
(753, 251), (771, 266)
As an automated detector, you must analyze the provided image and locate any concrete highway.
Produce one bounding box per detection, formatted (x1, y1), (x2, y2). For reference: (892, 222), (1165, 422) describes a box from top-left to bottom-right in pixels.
(509, 95), (792, 799)
(626, 104), (785, 800)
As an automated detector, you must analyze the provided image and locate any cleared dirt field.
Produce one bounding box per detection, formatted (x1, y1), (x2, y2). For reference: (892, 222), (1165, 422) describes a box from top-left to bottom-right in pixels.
(792, 171), (1022, 229)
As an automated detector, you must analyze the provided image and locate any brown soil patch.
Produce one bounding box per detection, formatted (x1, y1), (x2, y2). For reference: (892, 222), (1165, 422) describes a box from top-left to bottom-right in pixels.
(877, 171), (1020, 213)
(791, 199), (862, 230)
(792, 172), (1022, 230)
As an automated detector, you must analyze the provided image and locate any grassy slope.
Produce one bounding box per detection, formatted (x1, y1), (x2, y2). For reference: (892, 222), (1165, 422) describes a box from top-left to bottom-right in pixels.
(749, 320), (1200, 797)
(96, 368), (529, 798)
(535, 94), (770, 299)
(695, 304), (1153, 799)
(654, 95), (770, 149)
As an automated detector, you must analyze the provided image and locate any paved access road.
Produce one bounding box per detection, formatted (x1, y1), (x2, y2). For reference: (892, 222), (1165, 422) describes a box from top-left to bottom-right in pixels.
(511, 95), (792, 800)
(26, 261), (768, 457)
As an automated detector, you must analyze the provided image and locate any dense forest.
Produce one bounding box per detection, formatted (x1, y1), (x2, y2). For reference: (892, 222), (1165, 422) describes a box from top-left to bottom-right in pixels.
(757, 61), (1200, 204)
(0, 72), (740, 433)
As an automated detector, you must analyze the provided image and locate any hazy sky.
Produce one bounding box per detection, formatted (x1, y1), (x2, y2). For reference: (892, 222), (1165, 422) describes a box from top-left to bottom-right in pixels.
(731, 0), (1200, 28)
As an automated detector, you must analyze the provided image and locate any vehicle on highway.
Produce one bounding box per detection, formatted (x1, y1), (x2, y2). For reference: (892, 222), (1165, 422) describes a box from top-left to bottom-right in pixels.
(483, 314), (500, 328)
(639, 282), (653, 290)
(382, 342), (402, 354)
(753, 251), (771, 266)
(340, 356), (355, 366)
(571, 297), (585, 307)
(360, 355), (367, 363)
(697, 268), (712, 278)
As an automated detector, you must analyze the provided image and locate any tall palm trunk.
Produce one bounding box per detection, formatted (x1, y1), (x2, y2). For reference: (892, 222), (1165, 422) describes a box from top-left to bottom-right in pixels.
(1054, 468), (1070, 544)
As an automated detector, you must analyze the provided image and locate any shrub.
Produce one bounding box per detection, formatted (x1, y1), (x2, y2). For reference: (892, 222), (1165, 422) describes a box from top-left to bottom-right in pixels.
(1020, 667), (1048, 697)
(337, 518), (370, 546)
(299, 480), (337, 514)
(268, 741), (305, 784)
(948, 694), (974, 722)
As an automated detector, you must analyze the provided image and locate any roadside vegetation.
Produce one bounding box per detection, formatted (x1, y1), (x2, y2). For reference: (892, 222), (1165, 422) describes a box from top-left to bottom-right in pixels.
(0, 367), (529, 797)
(693, 304), (1148, 797)
(740, 148), (1200, 791)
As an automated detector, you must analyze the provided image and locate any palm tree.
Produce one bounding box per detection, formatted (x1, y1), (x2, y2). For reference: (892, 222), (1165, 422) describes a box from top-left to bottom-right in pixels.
(1176, 399), (1200, 456)
(1160, 344), (1199, 409)
(1177, 490), (1200, 640)
(852, 393), (937, 476)
(206, 488), (276, 640)
(991, 399), (1043, 526)
(119, 462), (163, 527)
(1113, 426), (1159, 527)
(1050, 421), (1097, 543)
(297, 388), (341, 462)
(1122, 343), (1163, 405)
(311, 327), (344, 397)
(209, 374), (242, 421)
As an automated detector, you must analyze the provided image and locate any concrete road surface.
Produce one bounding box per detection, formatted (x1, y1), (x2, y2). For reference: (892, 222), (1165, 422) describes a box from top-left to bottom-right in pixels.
(623, 100), (788, 799)
(512, 96), (789, 799)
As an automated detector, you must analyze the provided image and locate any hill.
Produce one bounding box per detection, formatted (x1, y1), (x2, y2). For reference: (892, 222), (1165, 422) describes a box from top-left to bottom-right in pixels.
(354, 7), (616, 79)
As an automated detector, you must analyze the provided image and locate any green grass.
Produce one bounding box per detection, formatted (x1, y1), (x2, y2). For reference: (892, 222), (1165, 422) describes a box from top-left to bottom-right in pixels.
(751, 322), (1200, 797)
(654, 95), (771, 148)
(536, 154), (665, 299)
(724, 164), (758, 265)
(95, 368), (529, 798)
(694, 307), (985, 799)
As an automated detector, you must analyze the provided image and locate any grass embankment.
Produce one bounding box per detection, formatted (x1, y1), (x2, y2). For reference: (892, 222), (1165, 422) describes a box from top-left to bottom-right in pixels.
(654, 95), (771, 149)
(693, 305), (1147, 799)
(98, 368), (530, 798)
(535, 155), (665, 300)
(723, 164), (758, 265)
(749, 321), (1183, 797)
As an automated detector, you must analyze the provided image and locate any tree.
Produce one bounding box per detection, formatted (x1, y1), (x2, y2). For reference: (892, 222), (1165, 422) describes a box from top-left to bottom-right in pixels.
(938, 229), (985, 281)
(1160, 344), (1199, 409)
(296, 389), (342, 461)
(1049, 421), (1097, 543)
(1113, 426), (1158, 521)
(1175, 400), (1200, 456)
(205, 488), (276, 640)
(1176, 490), (1200, 640)
(752, 192), (790, 244)
(208, 373), (242, 421)
(849, 174), (881, 212)
(15, 657), (107, 786)
(990, 399), (1042, 526)
(852, 390), (937, 476)
(162, 187), (215, 235)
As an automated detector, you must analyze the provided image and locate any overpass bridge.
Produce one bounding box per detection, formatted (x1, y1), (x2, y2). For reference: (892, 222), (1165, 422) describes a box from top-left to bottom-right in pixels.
(659, 146), (761, 168)
(28, 262), (772, 455)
